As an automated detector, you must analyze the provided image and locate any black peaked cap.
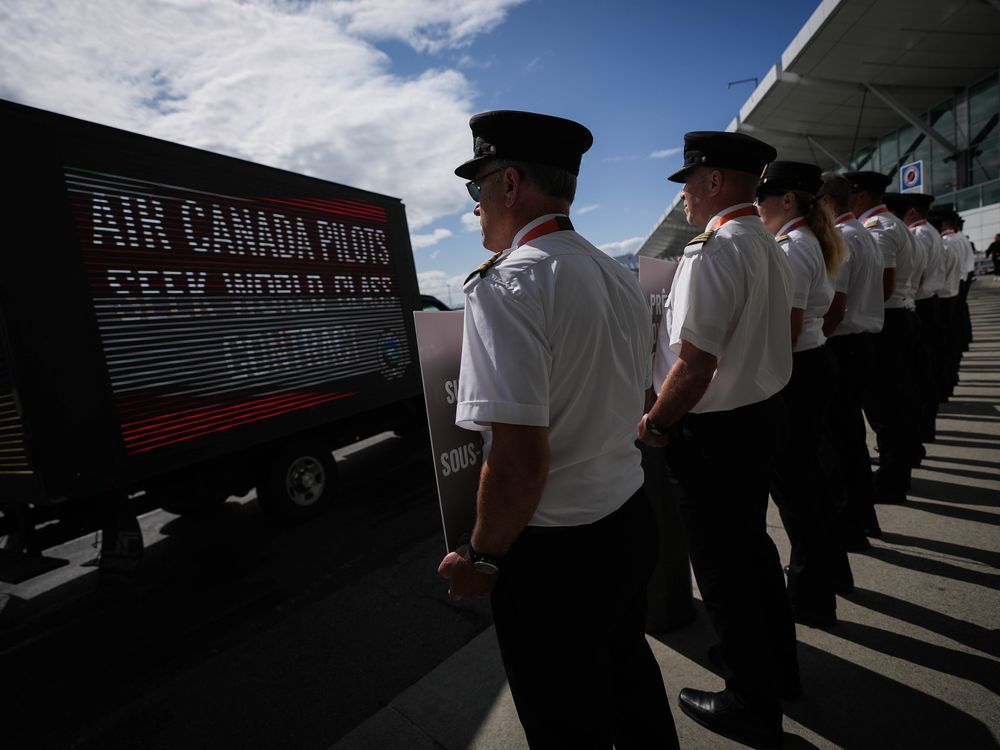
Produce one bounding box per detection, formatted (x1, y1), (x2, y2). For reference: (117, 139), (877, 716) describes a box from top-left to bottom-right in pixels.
(454, 110), (593, 180)
(759, 161), (823, 196)
(883, 192), (913, 214)
(845, 170), (892, 193)
(668, 131), (777, 183)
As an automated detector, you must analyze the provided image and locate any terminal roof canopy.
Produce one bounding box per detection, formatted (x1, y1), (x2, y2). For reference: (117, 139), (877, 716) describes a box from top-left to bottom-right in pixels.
(639, 0), (1000, 259)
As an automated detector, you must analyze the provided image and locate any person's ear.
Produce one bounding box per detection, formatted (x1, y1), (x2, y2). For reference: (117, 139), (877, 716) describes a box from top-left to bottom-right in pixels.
(707, 169), (723, 197)
(503, 167), (521, 207)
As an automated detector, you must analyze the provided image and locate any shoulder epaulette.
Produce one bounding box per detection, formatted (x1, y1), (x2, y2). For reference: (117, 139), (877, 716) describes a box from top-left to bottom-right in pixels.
(775, 234), (790, 244)
(464, 251), (503, 284)
(864, 217), (879, 229)
(686, 230), (714, 247)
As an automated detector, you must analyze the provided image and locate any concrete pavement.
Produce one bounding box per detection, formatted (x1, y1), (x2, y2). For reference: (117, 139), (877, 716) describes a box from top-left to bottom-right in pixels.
(332, 279), (1000, 750)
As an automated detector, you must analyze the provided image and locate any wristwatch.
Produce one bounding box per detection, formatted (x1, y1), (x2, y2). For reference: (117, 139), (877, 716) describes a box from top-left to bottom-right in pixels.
(468, 544), (502, 575)
(645, 415), (669, 437)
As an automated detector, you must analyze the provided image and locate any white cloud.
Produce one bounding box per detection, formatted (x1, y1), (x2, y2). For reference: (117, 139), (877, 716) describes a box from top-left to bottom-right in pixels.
(411, 227), (453, 249)
(0, 0), (523, 230)
(576, 204), (600, 215)
(598, 236), (645, 256)
(322, 0), (528, 53)
(417, 269), (468, 302)
(461, 212), (482, 233)
(649, 147), (683, 159)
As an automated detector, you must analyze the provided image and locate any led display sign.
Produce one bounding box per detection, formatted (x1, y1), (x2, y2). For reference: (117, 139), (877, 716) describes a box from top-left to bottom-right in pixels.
(65, 167), (413, 456)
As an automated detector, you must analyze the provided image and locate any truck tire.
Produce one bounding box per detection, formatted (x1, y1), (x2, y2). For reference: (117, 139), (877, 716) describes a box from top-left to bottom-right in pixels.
(256, 440), (337, 523)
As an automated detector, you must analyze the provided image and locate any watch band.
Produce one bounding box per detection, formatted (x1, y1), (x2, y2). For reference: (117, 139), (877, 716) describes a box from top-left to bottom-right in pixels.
(645, 415), (668, 437)
(469, 544), (502, 574)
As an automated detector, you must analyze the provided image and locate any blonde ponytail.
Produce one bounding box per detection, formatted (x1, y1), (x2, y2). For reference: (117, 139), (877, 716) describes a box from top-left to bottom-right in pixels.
(794, 191), (846, 274)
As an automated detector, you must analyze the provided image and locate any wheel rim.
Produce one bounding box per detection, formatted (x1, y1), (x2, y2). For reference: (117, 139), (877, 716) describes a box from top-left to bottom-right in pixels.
(284, 456), (326, 507)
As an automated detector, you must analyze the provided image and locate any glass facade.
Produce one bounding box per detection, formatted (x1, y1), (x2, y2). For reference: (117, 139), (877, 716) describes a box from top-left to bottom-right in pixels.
(968, 75), (999, 185)
(843, 73), (999, 210)
(929, 101), (957, 195)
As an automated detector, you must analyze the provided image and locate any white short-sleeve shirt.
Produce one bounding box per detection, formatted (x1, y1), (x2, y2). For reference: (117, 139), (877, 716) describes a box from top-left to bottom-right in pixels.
(831, 213), (885, 336)
(960, 233), (976, 274)
(913, 221), (946, 300)
(456, 214), (652, 527)
(659, 203), (793, 413)
(861, 206), (920, 310)
(778, 218), (834, 352)
(940, 232), (964, 298)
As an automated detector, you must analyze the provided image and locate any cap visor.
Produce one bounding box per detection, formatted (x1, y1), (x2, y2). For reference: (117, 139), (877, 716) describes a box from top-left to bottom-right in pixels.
(667, 164), (694, 183)
(455, 155), (491, 180)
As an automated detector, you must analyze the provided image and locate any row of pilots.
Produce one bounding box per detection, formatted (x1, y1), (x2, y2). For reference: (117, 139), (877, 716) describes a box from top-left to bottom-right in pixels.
(685, 160), (977, 628)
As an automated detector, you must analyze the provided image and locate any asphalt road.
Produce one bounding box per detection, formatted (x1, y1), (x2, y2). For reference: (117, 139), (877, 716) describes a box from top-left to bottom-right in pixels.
(0, 433), (491, 750)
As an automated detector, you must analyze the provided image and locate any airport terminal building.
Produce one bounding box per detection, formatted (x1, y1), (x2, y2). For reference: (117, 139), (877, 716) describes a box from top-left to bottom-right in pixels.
(638, 0), (1000, 259)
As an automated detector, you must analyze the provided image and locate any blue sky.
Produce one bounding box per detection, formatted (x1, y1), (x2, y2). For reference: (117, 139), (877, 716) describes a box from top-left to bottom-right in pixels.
(1, 0), (819, 306)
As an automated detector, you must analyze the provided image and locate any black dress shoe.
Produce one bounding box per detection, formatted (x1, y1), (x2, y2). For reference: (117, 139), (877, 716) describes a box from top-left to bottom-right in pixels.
(678, 688), (782, 748)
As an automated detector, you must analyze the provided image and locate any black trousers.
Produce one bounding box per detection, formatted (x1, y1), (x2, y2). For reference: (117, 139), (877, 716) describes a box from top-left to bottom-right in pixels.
(667, 394), (798, 708)
(938, 295), (960, 399)
(914, 297), (940, 443)
(865, 308), (917, 496)
(826, 333), (879, 537)
(958, 274), (974, 350)
(491, 491), (679, 750)
(770, 345), (847, 618)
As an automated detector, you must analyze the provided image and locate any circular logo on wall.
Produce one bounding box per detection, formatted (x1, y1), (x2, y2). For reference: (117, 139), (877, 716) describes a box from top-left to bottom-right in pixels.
(378, 329), (406, 380)
(902, 165), (921, 190)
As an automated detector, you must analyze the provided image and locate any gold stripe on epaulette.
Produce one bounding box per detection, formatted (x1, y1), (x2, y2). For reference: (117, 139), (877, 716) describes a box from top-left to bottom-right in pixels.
(775, 234), (790, 244)
(464, 251), (503, 284)
(686, 230), (714, 247)
(864, 217), (879, 229)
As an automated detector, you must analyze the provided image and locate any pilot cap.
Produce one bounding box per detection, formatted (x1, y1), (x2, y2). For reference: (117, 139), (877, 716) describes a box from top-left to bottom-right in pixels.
(758, 161), (823, 196)
(845, 171), (892, 193)
(454, 110), (593, 180)
(668, 131), (777, 183)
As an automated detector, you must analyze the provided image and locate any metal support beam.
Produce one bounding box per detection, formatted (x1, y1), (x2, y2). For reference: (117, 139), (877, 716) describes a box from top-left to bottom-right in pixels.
(864, 83), (959, 156)
(806, 135), (850, 170)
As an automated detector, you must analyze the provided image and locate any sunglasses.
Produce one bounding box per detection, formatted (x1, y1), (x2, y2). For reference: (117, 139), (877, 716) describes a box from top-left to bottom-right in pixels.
(465, 168), (503, 201)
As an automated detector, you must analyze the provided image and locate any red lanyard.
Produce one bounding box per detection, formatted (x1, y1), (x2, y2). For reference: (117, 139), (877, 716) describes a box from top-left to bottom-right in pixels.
(708, 205), (758, 231)
(835, 212), (856, 226)
(783, 217), (808, 234)
(517, 216), (574, 247)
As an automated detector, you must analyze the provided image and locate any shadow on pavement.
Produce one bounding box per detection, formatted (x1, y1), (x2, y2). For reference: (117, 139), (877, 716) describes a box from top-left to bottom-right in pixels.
(908, 476), (1000, 506)
(901, 499), (1000, 526)
(861, 546), (1000, 590)
(784, 642), (996, 750)
(879, 531), (1000, 569)
(652, 610), (997, 750)
(828, 620), (1000, 694)
(847, 587), (999, 658)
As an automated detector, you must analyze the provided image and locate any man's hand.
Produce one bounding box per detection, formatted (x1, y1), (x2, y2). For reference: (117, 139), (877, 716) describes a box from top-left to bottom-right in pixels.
(438, 544), (498, 600)
(637, 413), (669, 447)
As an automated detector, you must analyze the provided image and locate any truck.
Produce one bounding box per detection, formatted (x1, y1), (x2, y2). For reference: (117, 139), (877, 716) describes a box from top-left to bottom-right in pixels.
(0, 99), (426, 574)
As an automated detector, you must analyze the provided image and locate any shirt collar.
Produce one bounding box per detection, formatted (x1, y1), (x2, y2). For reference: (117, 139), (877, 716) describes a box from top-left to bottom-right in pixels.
(778, 216), (807, 236)
(859, 204), (887, 221)
(703, 203), (755, 232)
(511, 213), (568, 249)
